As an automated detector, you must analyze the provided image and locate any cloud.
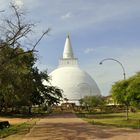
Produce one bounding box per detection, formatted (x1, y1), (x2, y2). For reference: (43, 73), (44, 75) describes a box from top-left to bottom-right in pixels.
(12, 0), (23, 8)
(61, 12), (72, 20)
(40, 0), (140, 35)
(84, 48), (94, 54)
(1, 0), (138, 36)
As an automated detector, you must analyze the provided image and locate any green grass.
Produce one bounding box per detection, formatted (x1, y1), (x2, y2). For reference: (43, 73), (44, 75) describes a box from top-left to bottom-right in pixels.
(0, 118), (38, 138)
(77, 112), (140, 129)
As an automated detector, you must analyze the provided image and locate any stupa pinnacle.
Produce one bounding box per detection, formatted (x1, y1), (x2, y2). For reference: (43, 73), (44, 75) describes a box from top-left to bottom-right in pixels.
(59, 35), (78, 67)
(63, 35), (74, 59)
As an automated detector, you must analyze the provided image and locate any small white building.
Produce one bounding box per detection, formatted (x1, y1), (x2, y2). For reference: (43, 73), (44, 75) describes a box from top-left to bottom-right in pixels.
(49, 35), (101, 104)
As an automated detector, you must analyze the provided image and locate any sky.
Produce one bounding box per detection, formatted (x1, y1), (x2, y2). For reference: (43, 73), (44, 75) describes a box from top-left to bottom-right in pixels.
(1, 0), (140, 96)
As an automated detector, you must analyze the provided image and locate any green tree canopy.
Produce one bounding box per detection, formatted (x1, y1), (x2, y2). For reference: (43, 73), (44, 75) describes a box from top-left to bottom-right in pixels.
(111, 71), (140, 119)
(111, 80), (130, 106)
(0, 4), (62, 114)
(127, 72), (140, 108)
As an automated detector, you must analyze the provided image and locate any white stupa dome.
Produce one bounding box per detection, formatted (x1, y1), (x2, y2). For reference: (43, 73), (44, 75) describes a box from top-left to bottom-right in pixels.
(49, 35), (101, 104)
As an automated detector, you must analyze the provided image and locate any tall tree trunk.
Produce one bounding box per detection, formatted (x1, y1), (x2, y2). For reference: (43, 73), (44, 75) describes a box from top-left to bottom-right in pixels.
(126, 105), (129, 120)
(0, 106), (3, 112)
(28, 106), (32, 114)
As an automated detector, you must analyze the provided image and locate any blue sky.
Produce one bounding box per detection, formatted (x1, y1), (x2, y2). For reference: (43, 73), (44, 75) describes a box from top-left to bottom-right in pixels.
(1, 0), (140, 96)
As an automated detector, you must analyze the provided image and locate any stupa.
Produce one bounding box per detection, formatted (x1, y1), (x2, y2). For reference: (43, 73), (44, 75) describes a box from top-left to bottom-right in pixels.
(49, 35), (101, 104)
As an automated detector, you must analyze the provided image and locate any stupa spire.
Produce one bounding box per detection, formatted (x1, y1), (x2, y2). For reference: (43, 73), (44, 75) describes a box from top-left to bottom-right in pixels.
(63, 35), (74, 59)
(59, 34), (78, 67)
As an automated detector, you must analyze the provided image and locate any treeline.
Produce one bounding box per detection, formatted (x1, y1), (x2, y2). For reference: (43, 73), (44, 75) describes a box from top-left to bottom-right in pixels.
(0, 5), (62, 114)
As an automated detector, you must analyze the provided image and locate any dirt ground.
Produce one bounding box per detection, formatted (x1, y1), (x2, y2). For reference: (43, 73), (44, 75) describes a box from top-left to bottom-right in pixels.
(0, 117), (31, 124)
(22, 112), (140, 140)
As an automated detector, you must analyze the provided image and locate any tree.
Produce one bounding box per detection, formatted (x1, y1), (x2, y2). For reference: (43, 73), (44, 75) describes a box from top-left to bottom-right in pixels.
(79, 96), (106, 112)
(111, 72), (140, 120)
(29, 68), (62, 111)
(0, 4), (50, 68)
(111, 80), (130, 120)
(0, 46), (34, 111)
(127, 72), (140, 109)
(0, 44), (62, 113)
(0, 4), (62, 114)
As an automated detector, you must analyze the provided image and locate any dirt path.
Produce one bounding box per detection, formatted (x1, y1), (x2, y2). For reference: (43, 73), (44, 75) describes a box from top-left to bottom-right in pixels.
(0, 117), (30, 124)
(23, 112), (140, 140)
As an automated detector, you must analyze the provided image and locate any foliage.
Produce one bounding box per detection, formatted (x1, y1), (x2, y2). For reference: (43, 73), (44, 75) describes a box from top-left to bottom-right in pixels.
(79, 96), (106, 112)
(0, 44), (62, 113)
(127, 72), (140, 108)
(111, 80), (130, 106)
(111, 72), (140, 108)
(0, 4), (62, 114)
(111, 71), (140, 119)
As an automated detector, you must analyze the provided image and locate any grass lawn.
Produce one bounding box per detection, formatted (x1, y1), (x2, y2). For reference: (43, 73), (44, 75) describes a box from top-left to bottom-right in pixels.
(77, 112), (140, 129)
(0, 117), (39, 139)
